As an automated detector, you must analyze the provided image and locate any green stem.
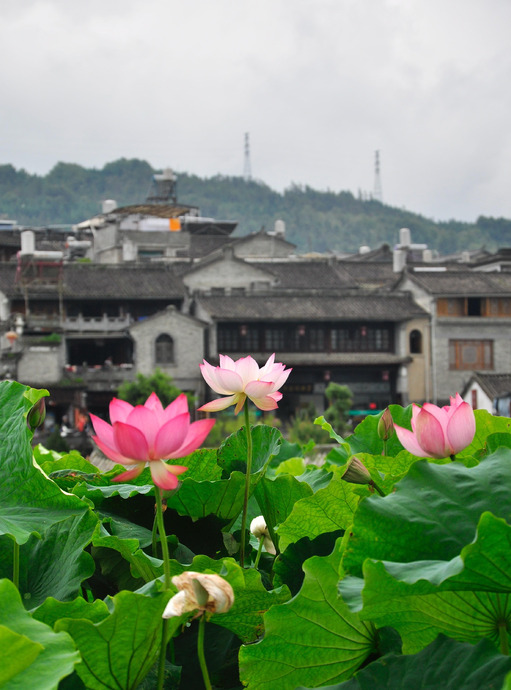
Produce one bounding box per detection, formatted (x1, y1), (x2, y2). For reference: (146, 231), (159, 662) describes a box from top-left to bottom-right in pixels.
(382, 439), (387, 456)
(450, 454), (456, 462)
(155, 487), (171, 590)
(254, 536), (264, 570)
(12, 539), (19, 589)
(370, 480), (386, 497)
(239, 403), (253, 568)
(151, 509), (159, 558)
(498, 620), (510, 655)
(197, 614), (212, 690)
(157, 618), (170, 689)
(155, 486), (172, 690)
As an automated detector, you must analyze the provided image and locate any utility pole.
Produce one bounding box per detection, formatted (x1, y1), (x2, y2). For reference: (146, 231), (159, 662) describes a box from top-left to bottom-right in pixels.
(373, 150), (383, 202)
(243, 132), (252, 181)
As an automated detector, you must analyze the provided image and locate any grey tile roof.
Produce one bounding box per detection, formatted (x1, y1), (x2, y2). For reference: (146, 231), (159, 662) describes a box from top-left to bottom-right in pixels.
(465, 372), (511, 399)
(0, 263), (185, 300)
(407, 270), (511, 295)
(197, 292), (426, 321)
(253, 261), (356, 289)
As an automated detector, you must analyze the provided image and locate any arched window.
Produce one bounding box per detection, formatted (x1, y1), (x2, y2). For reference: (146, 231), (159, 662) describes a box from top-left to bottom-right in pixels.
(155, 334), (174, 364)
(409, 329), (422, 354)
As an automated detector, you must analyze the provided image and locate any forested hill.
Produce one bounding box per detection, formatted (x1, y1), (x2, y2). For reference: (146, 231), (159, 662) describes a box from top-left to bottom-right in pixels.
(0, 158), (509, 255)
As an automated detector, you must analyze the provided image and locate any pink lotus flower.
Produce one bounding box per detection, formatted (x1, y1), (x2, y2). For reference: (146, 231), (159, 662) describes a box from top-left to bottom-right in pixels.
(394, 393), (476, 459)
(199, 354), (291, 415)
(90, 393), (215, 490)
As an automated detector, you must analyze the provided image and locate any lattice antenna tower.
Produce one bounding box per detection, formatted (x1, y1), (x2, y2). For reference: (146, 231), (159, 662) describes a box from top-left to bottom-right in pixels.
(243, 132), (252, 181)
(373, 150), (383, 203)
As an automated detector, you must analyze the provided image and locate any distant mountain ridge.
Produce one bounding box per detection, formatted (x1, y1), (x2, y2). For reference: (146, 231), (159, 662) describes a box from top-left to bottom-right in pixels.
(0, 158), (509, 255)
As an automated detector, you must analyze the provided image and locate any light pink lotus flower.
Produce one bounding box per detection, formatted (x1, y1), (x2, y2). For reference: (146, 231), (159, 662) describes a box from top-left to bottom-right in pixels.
(90, 393), (215, 490)
(198, 354), (291, 415)
(394, 393), (476, 459)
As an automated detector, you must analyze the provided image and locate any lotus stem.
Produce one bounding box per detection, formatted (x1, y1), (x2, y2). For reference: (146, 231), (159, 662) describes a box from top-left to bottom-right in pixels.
(197, 613), (212, 690)
(155, 486), (172, 690)
(12, 538), (19, 589)
(370, 480), (386, 497)
(239, 403), (253, 568)
(157, 618), (170, 689)
(155, 487), (171, 590)
(151, 509), (159, 558)
(254, 536), (264, 569)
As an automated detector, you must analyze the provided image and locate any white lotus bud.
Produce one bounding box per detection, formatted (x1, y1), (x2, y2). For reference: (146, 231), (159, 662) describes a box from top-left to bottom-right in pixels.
(250, 516), (276, 555)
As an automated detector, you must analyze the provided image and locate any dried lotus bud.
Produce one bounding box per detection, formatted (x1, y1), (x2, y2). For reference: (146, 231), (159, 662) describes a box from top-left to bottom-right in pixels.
(341, 456), (372, 485)
(162, 571), (234, 619)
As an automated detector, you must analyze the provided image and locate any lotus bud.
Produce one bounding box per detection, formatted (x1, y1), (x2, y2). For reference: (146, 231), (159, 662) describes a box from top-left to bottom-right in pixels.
(250, 516), (276, 555)
(27, 398), (46, 431)
(377, 408), (394, 442)
(341, 456), (372, 485)
(162, 572), (234, 619)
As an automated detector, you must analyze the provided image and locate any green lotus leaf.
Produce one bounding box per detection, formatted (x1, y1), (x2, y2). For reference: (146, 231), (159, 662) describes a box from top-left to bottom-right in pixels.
(166, 470), (260, 523)
(356, 571), (511, 654)
(91, 521), (164, 584)
(463, 410), (511, 458)
(0, 382), (89, 544)
(33, 596), (110, 627)
(139, 554), (290, 643)
(0, 578), (79, 689)
(343, 449), (511, 578)
(277, 478), (359, 552)
(296, 466), (334, 492)
(37, 450), (99, 475)
(273, 529), (344, 596)
(341, 512), (511, 654)
(56, 589), (174, 690)
(98, 512), (153, 545)
(0, 510), (97, 609)
(0, 625), (44, 686)
(344, 404), (415, 457)
(301, 635), (511, 690)
(239, 542), (375, 690)
(217, 424), (282, 475)
(274, 456), (306, 476)
(254, 474), (313, 550)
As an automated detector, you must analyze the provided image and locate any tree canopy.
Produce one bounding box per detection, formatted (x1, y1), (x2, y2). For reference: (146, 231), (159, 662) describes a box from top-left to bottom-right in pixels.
(0, 158), (507, 254)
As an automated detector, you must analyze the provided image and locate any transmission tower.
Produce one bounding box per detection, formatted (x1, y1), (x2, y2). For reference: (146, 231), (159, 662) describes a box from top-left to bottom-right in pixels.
(243, 132), (252, 181)
(373, 150), (383, 203)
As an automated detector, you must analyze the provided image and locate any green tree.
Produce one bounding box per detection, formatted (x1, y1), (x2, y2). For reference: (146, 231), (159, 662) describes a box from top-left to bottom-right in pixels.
(323, 382), (353, 434)
(117, 369), (191, 407)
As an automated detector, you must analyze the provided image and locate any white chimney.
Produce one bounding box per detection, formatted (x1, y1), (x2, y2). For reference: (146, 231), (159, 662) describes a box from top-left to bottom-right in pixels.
(393, 247), (406, 272)
(20, 230), (35, 256)
(274, 219), (286, 237)
(102, 199), (117, 214)
(399, 227), (411, 246)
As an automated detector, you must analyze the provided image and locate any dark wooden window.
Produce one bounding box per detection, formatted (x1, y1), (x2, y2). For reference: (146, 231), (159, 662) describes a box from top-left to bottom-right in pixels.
(155, 334), (174, 364)
(449, 340), (493, 370)
(264, 328), (285, 351)
(330, 325), (392, 352)
(409, 329), (422, 354)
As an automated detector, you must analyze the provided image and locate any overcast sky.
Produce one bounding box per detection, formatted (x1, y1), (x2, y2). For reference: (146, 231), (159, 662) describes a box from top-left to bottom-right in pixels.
(2, 0), (510, 222)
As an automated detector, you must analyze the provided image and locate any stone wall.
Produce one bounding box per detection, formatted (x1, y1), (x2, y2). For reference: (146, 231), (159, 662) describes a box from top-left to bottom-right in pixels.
(130, 306), (206, 397)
